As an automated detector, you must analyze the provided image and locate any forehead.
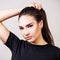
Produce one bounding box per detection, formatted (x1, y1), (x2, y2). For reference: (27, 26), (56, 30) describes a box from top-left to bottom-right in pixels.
(18, 15), (37, 26)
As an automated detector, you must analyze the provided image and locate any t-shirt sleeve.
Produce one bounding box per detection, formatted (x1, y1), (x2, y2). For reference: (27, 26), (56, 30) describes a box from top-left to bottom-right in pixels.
(5, 32), (23, 52)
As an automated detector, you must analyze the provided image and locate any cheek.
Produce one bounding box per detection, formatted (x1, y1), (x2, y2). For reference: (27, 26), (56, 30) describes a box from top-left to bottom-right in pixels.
(20, 30), (24, 37)
(32, 25), (41, 37)
(30, 25), (39, 35)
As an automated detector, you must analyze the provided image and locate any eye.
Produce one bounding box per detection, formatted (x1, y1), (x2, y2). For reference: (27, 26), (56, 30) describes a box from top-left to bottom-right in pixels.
(27, 24), (33, 28)
(19, 26), (24, 30)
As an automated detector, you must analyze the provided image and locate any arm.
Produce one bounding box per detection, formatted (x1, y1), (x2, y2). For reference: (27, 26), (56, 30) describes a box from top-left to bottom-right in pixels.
(0, 3), (42, 43)
(0, 9), (20, 22)
(0, 9), (20, 43)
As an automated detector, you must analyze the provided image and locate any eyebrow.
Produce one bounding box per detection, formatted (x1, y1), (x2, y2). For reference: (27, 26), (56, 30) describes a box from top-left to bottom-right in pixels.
(26, 23), (33, 27)
(19, 22), (33, 27)
(19, 26), (24, 29)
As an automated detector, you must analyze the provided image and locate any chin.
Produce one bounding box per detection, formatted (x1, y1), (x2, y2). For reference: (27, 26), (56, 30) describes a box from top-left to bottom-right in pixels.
(27, 39), (35, 43)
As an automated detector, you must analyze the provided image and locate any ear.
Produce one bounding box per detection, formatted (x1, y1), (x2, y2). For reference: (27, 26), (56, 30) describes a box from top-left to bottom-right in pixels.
(39, 20), (43, 29)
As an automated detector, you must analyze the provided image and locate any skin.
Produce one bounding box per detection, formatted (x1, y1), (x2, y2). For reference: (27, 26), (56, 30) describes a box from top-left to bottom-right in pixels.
(18, 15), (47, 45)
(0, 3), (46, 45)
(0, 9), (20, 43)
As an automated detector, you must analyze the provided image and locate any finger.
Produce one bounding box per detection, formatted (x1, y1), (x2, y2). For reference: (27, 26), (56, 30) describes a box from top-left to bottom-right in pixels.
(38, 4), (42, 10)
(28, 2), (42, 10)
(28, 3), (35, 7)
(30, 2), (39, 8)
(32, 2), (42, 10)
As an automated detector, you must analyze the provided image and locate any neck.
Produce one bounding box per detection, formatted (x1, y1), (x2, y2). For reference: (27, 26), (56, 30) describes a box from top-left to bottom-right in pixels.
(32, 34), (48, 45)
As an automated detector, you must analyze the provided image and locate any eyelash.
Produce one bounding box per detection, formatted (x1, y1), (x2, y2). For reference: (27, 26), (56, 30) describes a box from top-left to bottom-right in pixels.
(27, 25), (33, 28)
(19, 27), (24, 30)
(19, 24), (33, 30)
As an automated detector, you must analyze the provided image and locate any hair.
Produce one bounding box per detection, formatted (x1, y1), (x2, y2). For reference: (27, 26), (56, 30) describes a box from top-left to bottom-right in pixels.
(18, 7), (54, 45)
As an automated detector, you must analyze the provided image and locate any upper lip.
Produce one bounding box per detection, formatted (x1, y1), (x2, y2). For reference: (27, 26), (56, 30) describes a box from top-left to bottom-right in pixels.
(25, 36), (32, 40)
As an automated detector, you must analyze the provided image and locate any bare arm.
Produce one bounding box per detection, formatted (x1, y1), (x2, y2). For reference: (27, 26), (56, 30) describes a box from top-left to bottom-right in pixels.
(0, 3), (42, 43)
(0, 9), (20, 22)
(0, 9), (20, 43)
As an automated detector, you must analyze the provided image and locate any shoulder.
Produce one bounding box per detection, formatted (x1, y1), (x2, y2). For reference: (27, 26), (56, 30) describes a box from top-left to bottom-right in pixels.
(49, 44), (60, 52)
(53, 45), (60, 54)
(54, 46), (60, 59)
(51, 45), (60, 51)
(5, 31), (25, 51)
(5, 31), (25, 44)
(49, 44), (60, 59)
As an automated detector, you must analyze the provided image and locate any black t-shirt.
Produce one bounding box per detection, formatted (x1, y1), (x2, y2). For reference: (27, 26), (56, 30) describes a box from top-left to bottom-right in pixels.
(5, 32), (60, 60)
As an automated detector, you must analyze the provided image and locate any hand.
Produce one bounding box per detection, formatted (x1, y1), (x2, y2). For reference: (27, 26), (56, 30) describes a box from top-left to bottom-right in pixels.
(29, 2), (42, 10)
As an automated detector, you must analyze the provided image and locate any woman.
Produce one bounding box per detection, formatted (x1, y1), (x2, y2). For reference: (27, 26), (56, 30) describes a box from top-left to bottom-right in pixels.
(0, 3), (60, 60)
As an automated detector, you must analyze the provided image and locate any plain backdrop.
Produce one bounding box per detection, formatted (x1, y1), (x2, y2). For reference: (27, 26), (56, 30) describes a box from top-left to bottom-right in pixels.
(0, 0), (60, 60)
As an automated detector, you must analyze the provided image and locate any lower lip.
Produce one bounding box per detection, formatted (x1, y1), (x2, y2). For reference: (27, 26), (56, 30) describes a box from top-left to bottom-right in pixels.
(26, 36), (32, 40)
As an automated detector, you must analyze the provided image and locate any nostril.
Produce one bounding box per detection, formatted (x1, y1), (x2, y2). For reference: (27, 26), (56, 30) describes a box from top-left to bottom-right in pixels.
(25, 33), (30, 36)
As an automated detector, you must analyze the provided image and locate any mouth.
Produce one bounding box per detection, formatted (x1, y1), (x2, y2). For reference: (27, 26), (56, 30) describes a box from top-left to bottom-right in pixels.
(25, 36), (32, 40)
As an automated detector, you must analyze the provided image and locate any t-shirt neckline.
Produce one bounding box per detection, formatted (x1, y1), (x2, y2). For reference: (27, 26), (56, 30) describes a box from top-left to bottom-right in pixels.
(25, 41), (50, 47)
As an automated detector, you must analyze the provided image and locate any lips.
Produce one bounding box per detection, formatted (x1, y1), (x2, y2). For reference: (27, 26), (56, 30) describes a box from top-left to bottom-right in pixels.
(25, 36), (32, 40)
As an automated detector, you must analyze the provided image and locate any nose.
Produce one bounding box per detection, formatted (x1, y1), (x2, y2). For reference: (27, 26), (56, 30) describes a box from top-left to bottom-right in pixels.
(24, 28), (30, 36)
(25, 33), (30, 37)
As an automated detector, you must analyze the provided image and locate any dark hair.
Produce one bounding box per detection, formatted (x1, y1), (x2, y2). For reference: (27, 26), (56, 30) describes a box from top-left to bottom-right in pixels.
(18, 7), (54, 45)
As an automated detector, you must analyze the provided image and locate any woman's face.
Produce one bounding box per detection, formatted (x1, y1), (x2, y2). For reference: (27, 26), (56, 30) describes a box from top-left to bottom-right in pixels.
(18, 15), (43, 43)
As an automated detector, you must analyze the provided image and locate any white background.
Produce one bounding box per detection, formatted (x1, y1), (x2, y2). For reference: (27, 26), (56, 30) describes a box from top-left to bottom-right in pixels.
(0, 0), (60, 60)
